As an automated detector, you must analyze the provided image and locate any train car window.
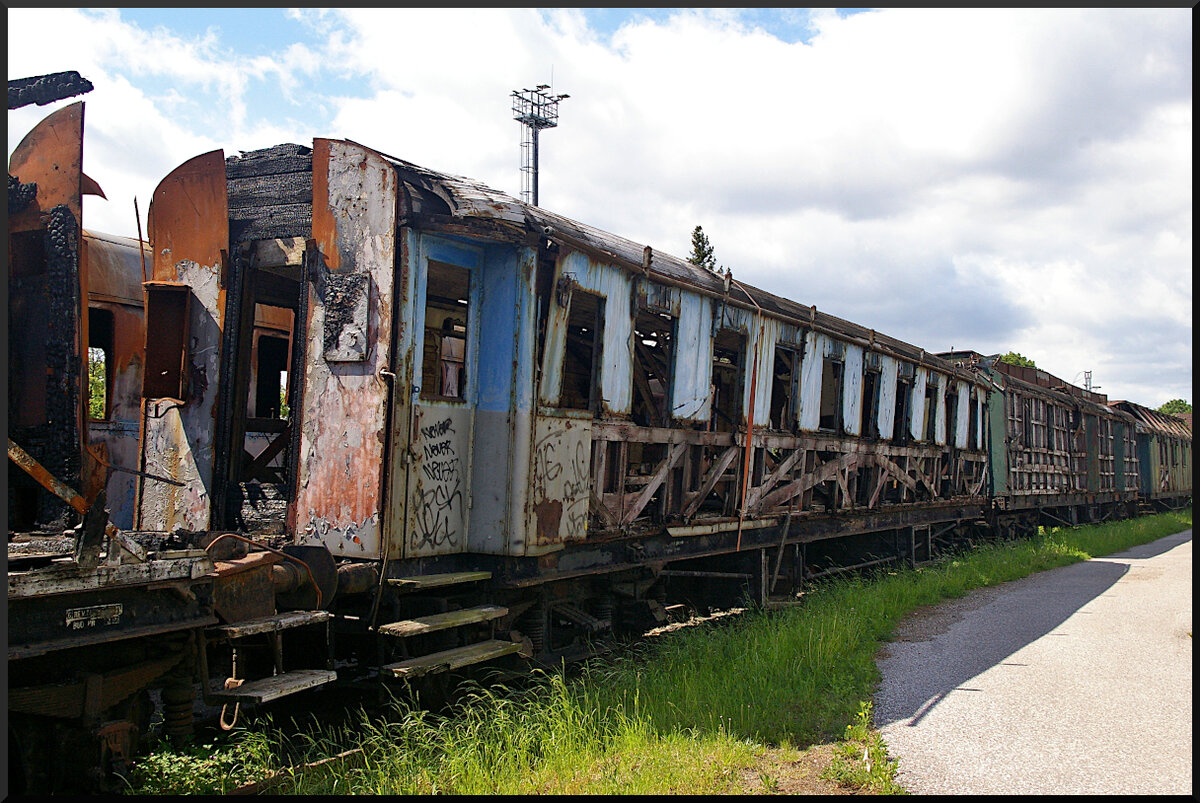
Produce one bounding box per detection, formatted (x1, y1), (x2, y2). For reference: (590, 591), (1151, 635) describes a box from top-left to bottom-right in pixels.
(560, 291), (604, 412)
(142, 283), (191, 400)
(711, 329), (745, 432)
(818, 357), (843, 432)
(631, 309), (676, 427)
(253, 333), (291, 419)
(923, 382), (938, 442)
(892, 378), (911, 445)
(770, 345), (798, 431)
(861, 369), (881, 439)
(944, 386), (958, 448)
(87, 307), (114, 420)
(421, 261), (470, 401)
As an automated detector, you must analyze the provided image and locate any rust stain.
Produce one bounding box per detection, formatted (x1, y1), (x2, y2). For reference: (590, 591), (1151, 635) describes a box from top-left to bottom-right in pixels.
(7, 102), (84, 235)
(534, 499), (563, 544)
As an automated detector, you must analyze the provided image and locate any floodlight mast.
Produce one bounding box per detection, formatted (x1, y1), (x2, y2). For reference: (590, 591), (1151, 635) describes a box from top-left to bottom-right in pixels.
(511, 85), (568, 206)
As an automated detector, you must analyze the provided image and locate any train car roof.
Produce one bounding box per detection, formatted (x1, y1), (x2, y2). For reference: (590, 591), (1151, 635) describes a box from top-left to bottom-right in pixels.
(1109, 400), (1193, 438)
(361, 143), (982, 383)
(82, 229), (149, 307)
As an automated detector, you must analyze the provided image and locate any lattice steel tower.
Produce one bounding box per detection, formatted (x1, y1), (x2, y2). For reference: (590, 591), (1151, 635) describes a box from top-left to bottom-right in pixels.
(512, 84), (568, 206)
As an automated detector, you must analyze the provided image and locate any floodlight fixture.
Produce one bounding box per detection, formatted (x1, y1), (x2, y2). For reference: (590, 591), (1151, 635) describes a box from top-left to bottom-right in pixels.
(512, 83), (568, 206)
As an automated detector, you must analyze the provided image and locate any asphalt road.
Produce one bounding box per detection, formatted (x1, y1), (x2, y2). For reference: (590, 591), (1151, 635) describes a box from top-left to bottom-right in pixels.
(874, 528), (1193, 795)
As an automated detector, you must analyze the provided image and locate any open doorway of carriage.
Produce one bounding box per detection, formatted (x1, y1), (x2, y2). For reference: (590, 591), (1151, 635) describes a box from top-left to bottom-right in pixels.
(213, 240), (306, 533)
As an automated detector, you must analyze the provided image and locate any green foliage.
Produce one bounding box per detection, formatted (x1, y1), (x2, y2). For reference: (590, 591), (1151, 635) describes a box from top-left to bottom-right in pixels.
(687, 225), (717, 270)
(121, 732), (277, 795)
(998, 351), (1036, 368)
(87, 347), (106, 420)
(824, 701), (905, 794)
(1157, 399), (1191, 416)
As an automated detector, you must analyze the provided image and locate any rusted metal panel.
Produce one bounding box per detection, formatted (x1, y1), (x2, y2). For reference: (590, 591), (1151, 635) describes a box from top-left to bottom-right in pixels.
(406, 403), (472, 558)
(135, 150), (229, 532)
(671, 292), (714, 422)
(841, 344), (864, 436)
(878, 355), (898, 439)
(7, 102), (84, 235)
(292, 139), (396, 559)
(527, 414), (592, 552)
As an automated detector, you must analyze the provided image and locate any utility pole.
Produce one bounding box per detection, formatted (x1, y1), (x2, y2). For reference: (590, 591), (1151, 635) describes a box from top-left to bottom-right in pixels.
(511, 84), (568, 206)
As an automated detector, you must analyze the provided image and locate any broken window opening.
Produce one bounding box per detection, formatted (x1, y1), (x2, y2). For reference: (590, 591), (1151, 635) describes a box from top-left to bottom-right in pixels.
(251, 329), (291, 420)
(420, 261), (470, 402)
(893, 379), (911, 445)
(87, 307), (114, 420)
(818, 357), (843, 432)
(923, 383), (938, 442)
(710, 329), (745, 432)
(631, 309), (676, 427)
(560, 291), (604, 412)
(769, 345), (798, 431)
(861, 369), (881, 439)
(945, 387), (959, 449)
(968, 394), (979, 450)
(142, 283), (191, 400)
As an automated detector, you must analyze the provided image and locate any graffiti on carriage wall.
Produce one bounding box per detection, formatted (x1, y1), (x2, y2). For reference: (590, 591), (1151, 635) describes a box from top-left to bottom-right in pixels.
(530, 416), (592, 545)
(409, 405), (472, 556)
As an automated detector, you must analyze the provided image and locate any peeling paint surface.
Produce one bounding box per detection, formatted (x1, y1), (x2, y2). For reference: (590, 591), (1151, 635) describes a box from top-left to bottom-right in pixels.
(911, 367), (929, 441)
(528, 414), (592, 548)
(878, 355), (898, 439)
(140, 259), (223, 531)
(407, 403), (472, 557)
(672, 292), (714, 421)
(293, 140), (395, 558)
(798, 331), (828, 432)
(552, 252), (632, 415)
(841, 344), (864, 436)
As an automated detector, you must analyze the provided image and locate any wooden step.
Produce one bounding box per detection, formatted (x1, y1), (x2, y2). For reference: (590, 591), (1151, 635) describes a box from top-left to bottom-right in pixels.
(382, 639), (522, 679)
(387, 571), (491, 591)
(208, 669), (337, 703)
(377, 605), (507, 638)
(209, 610), (332, 639)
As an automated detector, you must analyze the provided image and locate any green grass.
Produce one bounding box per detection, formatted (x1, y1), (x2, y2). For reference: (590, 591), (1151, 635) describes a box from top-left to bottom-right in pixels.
(123, 508), (1191, 795)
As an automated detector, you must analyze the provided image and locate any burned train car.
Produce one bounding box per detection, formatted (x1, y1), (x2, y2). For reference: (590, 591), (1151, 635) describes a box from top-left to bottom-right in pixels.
(940, 352), (1144, 532)
(131, 136), (994, 677)
(8, 102), (221, 794)
(1108, 400), (1192, 510)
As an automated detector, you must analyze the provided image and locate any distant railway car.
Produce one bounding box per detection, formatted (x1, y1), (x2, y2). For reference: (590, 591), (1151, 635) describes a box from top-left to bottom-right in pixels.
(1108, 400), (1192, 509)
(940, 351), (1142, 531)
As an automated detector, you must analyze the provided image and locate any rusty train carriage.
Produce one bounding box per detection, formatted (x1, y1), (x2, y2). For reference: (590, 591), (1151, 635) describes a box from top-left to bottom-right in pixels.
(7, 95), (1190, 793)
(1108, 400), (1193, 507)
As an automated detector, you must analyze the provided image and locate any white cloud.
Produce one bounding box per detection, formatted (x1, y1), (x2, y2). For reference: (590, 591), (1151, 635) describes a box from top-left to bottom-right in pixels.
(8, 8), (1191, 405)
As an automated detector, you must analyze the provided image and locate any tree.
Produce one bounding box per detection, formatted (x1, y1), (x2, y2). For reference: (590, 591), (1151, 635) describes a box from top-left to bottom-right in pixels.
(687, 225), (717, 270)
(998, 351), (1036, 369)
(1157, 399), (1191, 416)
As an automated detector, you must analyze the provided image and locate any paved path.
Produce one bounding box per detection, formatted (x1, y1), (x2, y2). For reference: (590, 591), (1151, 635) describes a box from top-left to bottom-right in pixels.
(874, 529), (1192, 795)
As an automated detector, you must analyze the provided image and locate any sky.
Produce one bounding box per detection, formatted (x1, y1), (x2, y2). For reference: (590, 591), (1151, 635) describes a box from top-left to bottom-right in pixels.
(7, 8), (1192, 408)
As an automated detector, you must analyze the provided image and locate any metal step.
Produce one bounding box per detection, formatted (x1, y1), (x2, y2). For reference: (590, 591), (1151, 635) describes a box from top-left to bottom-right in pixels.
(377, 604), (507, 638)
(208, 610), (332, 639)
(386, 570), (491, 591)
(208, 669), (337, 703)
(382, 639), (522, 679)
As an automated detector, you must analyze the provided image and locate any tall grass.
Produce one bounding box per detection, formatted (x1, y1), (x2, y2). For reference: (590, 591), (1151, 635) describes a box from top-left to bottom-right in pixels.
(124, 508), (1190, 795)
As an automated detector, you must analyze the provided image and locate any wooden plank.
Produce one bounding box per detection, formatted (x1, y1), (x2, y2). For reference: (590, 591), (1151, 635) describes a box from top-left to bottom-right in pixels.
(383, 639), (523, 679)
(387, 571), (491, 590)
(210, 610), (332, 639)
(758, 452), (859, 511)
(746, 446), (803, 511)
(208, 669), (336, 703)
(621, 441), (688, 525)
(681, 445), (740, 519)
(378, 605), (507, 638)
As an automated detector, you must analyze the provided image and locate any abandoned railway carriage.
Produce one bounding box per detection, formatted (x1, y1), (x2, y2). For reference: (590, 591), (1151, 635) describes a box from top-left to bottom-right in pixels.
(1108, 400), (1193, 510)
(6, 96), (1189, 793)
